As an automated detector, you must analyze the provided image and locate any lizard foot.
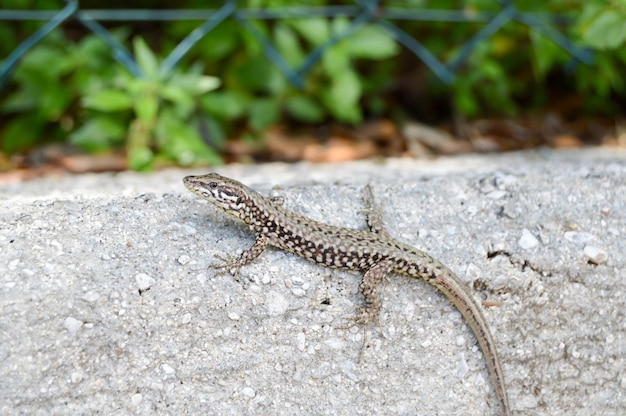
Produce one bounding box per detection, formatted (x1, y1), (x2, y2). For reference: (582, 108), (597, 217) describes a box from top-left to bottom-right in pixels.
(210, 254), (241, 279)
(337, 306), (383, 335)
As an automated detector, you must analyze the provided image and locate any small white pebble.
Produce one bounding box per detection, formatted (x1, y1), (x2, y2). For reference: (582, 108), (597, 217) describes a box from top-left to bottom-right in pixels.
(455, 335), (466, 346)
(135, 273), (154, 292)
(465, 263), (482, 279)
(64, 317), (83, 334)
(457, 353), (469, 379)
(227, 311), (241, 320)
(9, 259), (20, 271)
(564, 231), (595, 244)
(261, 273), (271, 285)
(183, 224), (197, 234)
(242, 387), (256, 398)
(296, 332), (306, 351)
(323, 338), (346, 350)
(473, 373), (486, 388)
(50, 239), (64, 253)
(181, 313), (192, 325)
(518, 229), (539, 249)
(403, 302), (415, 321)
(162, 364), (175, 375)
(196, 273), (207, 284)
(486, 190), (507, 199)
(266, 291), (289, 316)
(70, 372), (83, 384)
(583, 245), (608, 264)
(178, 255), (191, 265)
(491, 274), (508, 289)
(82, 291), (100, 303)
(131, 393), (143, 406)
(291, 288), (306, 297)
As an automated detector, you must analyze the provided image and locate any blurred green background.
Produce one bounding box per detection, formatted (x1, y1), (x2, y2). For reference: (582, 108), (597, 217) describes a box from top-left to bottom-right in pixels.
(1, 0), (624, 171)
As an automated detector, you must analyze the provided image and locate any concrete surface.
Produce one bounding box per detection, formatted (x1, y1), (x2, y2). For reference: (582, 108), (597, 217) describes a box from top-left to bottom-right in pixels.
(1, 148), (624, 415)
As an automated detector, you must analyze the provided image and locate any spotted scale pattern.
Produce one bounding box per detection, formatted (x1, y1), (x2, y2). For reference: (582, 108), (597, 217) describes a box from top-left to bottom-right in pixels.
(183, 173), (510, 416)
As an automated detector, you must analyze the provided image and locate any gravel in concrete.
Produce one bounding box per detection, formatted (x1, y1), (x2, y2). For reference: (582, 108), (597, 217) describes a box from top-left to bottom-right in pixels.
(1, 148), (625, 415)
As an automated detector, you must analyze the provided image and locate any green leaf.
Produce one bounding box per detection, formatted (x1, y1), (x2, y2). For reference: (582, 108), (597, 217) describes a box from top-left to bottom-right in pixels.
(249, 98), (280, 130)
(128, 145), (154, 171)
(123, 77), (152, 96)
(322, 70), (362, 123)
(197, 76), (221, 94)
(478, 60), (505, 82)
(83, 90), (133, 112)
(133, 37), (160, 78)
(192, 22), (240, 61)
(134, 93), (159, 124)
(69, 116), (125, 152)
(168, 73), (221, 96)
(1, 89), (37, 113)
(583, 9), (626, 49)
(1, 116), (43, 154)
(288, 18), (329, 46)
(74, 34), (109, 65)
(322, 43), (351, 75)
(156, 110), (222, 166)
(530, 30), (567, 80)
(40, 83), (72, 120)
(229, 56), (285, 94)
(159, 83), (193, 108)
(201, 91), (250, 119)
(159, 83), (195, 120)
(19, 45), (75, 80)
(453, 84), (479, 117)
(343, 25), (398, 60)
(1, 77), (70, 119)
(274, 23), (305, 66)
(331, 16), (350, 36)
(284, 95), (325, 123)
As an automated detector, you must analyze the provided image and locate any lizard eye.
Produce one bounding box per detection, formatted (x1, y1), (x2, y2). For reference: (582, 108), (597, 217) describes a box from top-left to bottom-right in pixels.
(209, 182), (218, 189)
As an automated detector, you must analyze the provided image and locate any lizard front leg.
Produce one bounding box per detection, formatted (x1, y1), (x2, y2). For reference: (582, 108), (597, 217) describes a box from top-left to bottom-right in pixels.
(212, 234), (268, 280)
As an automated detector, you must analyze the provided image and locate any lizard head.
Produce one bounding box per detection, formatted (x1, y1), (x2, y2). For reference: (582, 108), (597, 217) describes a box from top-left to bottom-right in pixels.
(183, 173), (254, 221)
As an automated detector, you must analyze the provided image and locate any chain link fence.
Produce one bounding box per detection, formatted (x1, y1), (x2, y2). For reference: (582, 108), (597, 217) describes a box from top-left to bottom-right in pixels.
(1, 0), (592, 89)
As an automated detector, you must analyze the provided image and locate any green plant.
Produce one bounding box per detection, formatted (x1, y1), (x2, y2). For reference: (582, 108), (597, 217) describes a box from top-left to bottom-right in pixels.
(1, 31), (114, 155)
(573, 0), (626, 111)
(189, 15), (398, 138)
(79, 37), (222, 170)
(2, 0), (625, 171)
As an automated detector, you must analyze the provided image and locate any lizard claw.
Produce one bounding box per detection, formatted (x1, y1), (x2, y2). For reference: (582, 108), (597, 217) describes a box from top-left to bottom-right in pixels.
(337, 306), (384, 336)
(210, 253), (241, 278)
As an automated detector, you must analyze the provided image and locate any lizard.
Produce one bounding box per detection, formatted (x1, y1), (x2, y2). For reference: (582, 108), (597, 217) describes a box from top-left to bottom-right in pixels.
(183, 172), (511, 416)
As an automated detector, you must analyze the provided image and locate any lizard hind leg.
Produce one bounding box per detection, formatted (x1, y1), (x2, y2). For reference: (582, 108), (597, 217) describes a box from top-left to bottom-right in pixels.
(340, 259), (395, 334)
